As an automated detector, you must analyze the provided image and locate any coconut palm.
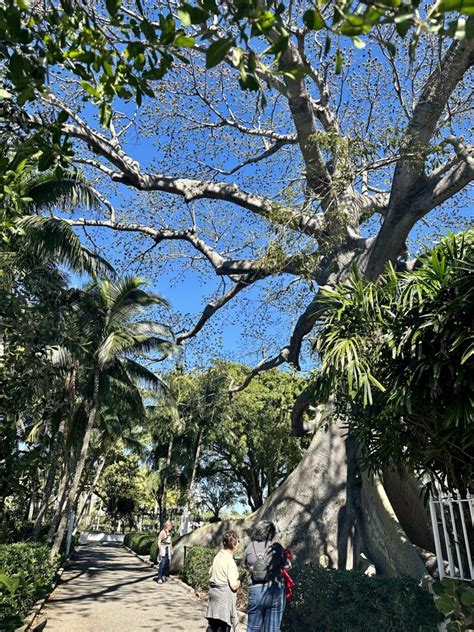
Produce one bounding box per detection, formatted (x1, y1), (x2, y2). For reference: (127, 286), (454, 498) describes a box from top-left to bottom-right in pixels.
(50, 276), (176, 556)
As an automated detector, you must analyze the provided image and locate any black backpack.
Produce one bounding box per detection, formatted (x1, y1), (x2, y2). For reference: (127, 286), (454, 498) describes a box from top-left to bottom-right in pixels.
(251, 543), (268, 583)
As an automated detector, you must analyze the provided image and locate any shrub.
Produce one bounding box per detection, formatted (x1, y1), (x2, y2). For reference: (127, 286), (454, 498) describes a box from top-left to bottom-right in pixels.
(0, 518), (51, 544)
(0, 542), (60, 630)
(281, 565), (442, 632)
(149, 539), (158, 564)
(181, 546), (217, 591)
(124, 532), (156, 556)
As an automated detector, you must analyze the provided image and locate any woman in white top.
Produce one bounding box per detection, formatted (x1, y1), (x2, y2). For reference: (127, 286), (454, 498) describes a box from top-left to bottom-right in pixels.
(206, 530), (241, 632)
(154, 520), (172, 583)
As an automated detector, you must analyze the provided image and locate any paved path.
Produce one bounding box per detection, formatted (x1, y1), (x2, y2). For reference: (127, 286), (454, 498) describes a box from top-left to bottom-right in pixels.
(36, 543), (208, 632)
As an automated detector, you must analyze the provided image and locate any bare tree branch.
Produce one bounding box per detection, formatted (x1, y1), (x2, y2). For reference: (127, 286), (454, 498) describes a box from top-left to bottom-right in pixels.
(176, 280), (251, 344)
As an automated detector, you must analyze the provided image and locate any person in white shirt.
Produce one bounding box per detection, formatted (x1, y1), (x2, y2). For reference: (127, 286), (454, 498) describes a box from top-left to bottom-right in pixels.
(206, 530), (241, 632)
(153, 520), (173, 583)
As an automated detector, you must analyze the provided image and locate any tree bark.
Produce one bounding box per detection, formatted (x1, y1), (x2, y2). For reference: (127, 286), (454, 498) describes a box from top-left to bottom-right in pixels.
(32, 416), (68, 539)
(73, 453), (107, 534)
(50, 366), (100, 557)
(159, 433), (174, 527)
(172, 420), (427, 579)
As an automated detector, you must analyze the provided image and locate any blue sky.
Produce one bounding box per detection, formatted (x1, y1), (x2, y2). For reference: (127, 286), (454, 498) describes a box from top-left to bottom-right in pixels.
(63, 39), (473, 375)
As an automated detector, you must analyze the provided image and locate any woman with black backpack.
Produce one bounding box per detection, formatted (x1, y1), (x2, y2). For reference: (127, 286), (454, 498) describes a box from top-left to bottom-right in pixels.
(243, 521), (289, 632)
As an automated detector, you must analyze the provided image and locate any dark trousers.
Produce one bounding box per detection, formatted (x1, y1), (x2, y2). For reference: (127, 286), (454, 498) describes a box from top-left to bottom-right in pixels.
(156, 551), (170, 580)
(206, 619), (231, 632)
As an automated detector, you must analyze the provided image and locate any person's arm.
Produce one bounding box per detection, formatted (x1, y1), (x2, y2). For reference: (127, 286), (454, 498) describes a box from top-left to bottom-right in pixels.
(156, 530), (164, 555)
(228, 559), (240, 592)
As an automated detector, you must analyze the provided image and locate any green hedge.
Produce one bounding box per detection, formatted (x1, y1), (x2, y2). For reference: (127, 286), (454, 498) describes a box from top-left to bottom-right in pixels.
(149, 539), (158, 564)
(181, 546), (217, 591)
(0, 542), (60, 630)
(123, 532), (156, 556)
(281, 565), (442, 632)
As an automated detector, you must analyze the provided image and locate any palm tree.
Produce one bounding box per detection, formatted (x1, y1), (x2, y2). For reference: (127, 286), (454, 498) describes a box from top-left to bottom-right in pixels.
(0, 151), (112, 530)
(50, 276), (175, 556)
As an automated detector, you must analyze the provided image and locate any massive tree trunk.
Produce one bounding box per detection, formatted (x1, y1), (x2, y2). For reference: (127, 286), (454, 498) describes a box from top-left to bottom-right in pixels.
(172, 420), (428, 579)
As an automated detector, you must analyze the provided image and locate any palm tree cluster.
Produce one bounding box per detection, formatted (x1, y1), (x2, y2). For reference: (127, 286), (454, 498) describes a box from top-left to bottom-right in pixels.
(0, 148), (175, 555)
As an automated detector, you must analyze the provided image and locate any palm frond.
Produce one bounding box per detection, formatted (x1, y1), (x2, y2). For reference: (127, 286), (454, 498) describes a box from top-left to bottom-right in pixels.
(121, 357), (168, 393)
(16, 216), (114, 276)
(25, 175), (101, 214)
(128, 321), (174, 339)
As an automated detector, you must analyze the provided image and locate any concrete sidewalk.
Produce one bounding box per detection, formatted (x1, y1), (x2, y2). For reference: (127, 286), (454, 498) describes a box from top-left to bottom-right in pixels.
(35, 543), (208, 631)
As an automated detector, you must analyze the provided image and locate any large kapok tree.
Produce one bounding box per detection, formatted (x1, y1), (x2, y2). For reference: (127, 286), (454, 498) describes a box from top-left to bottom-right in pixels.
(2, 1), (473, 577)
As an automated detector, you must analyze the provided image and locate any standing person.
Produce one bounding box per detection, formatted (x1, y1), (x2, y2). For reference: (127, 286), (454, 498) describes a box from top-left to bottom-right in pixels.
(206, 530), (241, 632)
(244, 521), (289, 632)
(153, 520), (173, 583)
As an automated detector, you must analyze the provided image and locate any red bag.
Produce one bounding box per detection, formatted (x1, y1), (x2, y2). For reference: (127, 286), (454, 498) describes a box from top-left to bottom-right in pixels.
(282, 548), (295, 602)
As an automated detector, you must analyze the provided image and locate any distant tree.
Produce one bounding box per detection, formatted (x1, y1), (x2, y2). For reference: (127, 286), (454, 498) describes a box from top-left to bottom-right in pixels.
(195, 362), (309, 511)
(199, 473), (240, 522)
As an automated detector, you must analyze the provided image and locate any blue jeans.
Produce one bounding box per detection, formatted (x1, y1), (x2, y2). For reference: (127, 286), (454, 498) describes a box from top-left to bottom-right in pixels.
(156, 551), (169, 580)
(247, 583), (285, 632)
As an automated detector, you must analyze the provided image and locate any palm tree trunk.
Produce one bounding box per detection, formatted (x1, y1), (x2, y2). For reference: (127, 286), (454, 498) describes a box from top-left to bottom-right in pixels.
(51, 366), (100, 558)
(47, 459), (72, 544)
(188, 428), (203, 506)
(180, 428), (204, 534)
(73, 453), (107, 534)
(159, 433), (174, 527)
(32, 416), (68, 539)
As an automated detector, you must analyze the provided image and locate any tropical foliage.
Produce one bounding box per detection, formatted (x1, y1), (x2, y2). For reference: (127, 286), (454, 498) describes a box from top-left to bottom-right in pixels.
(1, 0), (471, 128)
(312, 230), (474, 492)
(0, 543), (60, 630)
(282, 564), (441, 631)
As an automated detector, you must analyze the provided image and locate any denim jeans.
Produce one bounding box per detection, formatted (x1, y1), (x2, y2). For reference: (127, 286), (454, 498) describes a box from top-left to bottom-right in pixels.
(247, 583), (285, 632)
(156, 551), (170, 580)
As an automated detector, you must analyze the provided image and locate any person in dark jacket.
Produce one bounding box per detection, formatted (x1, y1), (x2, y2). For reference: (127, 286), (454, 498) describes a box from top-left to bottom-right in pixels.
(244, 521), (289, 632)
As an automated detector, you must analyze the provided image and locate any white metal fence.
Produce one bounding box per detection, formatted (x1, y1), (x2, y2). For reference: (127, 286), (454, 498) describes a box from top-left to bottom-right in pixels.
(429, 494), (474, 582)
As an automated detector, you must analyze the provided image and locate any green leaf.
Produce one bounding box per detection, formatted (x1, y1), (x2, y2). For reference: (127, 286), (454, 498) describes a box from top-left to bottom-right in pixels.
(0, 88), (13, 100)
(99, 101), (112, 128)
(80, 81), (97, 97)
(282, 66), (307, 80)
(460, 588), (474, 608)
(353, 36), (366, 48)
(335, 49), (343, 74)
(106, 0), (121, 17)
(0, 573), (21, 595)
(303, 9), (325, 30)
(435, 594), (454, 615)
(205, 38), (234, 69)
(174, 35), (195, 47)
(57, 110), (69, 125)
(178, 4), (209, 25)
(438, 0), (474, 15)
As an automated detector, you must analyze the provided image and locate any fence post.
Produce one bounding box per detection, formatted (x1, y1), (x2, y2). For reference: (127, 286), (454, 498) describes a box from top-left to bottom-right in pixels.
(429, 497), (445, 580)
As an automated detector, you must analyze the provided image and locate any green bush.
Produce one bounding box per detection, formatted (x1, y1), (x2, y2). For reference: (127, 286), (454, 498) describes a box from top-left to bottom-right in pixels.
(0, 542), (60, 630)
(0, 518), (51, 544)
(123, 532), (156, 556)
(281, 565), (442, 632)
(149, 539), (158, 564)
(181, 546), (217, 591)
